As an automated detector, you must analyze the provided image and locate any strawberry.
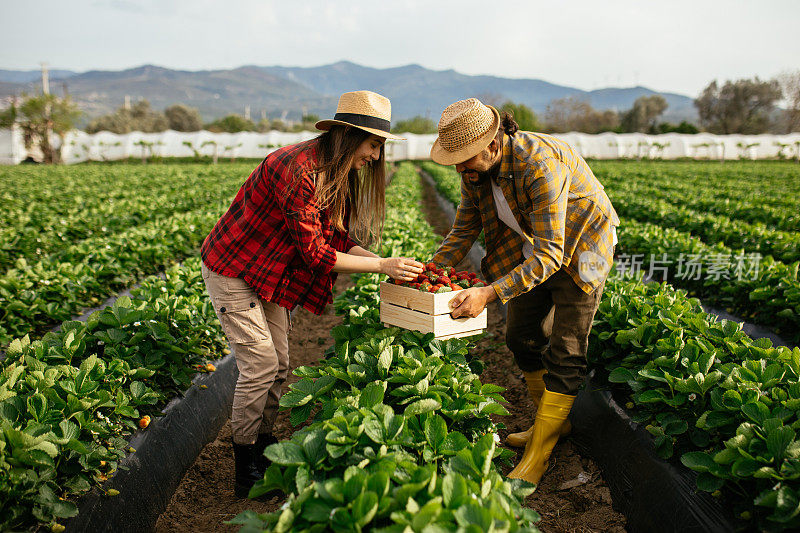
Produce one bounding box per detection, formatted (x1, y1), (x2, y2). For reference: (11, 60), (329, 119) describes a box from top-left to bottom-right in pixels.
(449, 283), (462, 291)
(426, 262), (437, 271)
(427, 285), (438, 293)
(418, 274), (429, 283)
(437, 276), (451, 285)
(435, 286), (453, 293)
(457, 279), (471, 289)
(419, 281), (432, 292)
(449, 266), (456, 276)
(468, 272), (477, 279)
(411, 282), (420, 289)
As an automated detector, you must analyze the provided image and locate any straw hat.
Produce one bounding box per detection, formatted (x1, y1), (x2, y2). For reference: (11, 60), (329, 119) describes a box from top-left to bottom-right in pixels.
(430, 98), (500, 165)
(315, 90), (405, 140)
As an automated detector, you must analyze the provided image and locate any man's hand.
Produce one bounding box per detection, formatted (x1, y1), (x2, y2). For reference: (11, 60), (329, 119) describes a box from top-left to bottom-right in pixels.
(448, 285), (497, 318)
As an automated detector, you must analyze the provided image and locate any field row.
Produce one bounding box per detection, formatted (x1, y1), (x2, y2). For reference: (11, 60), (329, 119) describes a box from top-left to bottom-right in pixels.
(0, 164), (247, 270)
(421, 161), (800, 528)
(0, 258), (229, 531)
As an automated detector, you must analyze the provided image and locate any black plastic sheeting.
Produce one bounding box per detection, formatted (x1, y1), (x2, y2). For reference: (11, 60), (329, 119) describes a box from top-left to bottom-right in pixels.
(65, 350), (238, 533)
(570, 370), (739, 533)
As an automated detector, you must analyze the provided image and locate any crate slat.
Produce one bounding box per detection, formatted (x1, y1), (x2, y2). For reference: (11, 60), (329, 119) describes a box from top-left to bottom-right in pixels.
(379, 301), (487, 339)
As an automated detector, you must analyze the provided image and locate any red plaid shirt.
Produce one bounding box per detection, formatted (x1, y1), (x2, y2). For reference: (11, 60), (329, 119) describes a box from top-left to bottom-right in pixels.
(201, 140), (357, 315)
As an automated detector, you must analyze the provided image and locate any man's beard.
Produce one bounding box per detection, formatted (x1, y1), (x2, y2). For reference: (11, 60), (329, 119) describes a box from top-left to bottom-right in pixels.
(463, 160), (501, 185)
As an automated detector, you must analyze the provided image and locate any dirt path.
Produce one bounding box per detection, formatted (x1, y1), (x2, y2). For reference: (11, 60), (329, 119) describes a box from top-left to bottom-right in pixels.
(420, 176), (627, 533)
(155, 275), (352, 533)
(156, 178), (627, 533)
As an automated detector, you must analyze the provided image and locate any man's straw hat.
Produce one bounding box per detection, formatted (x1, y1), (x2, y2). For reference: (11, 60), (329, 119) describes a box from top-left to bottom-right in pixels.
(316, 90), (405, 140)
(430, 98), (500, 165)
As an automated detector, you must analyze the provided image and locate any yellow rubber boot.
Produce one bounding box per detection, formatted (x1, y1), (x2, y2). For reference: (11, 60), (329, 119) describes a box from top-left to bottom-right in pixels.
(506, 388), (575, 485)
(506, 370), (571, 448)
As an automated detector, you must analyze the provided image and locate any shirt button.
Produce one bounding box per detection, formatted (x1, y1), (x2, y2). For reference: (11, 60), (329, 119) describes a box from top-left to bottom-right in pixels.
(250, 302), (256, 308)
(220, 306), (226, 313)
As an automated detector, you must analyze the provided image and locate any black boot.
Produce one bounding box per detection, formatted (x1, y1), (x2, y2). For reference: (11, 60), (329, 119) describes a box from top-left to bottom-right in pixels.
(232, 442), (262, 498)
(253, 433), (278, 474)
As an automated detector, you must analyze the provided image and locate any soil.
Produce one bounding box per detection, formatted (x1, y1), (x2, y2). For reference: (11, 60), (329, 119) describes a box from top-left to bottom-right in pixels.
(155, 176), (628, 532)
(155, 276), (351, 533)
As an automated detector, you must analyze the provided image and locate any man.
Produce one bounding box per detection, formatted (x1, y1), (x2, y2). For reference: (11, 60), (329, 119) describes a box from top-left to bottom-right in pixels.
(428, 98), (618, 485)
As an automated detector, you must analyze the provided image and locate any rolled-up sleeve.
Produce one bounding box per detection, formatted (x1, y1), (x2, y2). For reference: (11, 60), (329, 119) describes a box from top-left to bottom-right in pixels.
(493, 158), (568, 303)
(277, 170), (339, 275)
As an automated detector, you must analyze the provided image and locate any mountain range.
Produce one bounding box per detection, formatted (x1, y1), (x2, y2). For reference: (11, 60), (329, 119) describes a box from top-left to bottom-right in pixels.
(0, 61), (697, 125)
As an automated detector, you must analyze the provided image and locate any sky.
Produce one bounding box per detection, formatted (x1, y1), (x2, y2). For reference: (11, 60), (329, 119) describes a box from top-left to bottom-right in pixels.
(2, 0), (798, 97)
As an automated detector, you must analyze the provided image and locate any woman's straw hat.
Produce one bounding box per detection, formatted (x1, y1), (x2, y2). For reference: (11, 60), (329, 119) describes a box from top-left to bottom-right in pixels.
(430, 98), (500, 165)
(316, 90), (405, 140)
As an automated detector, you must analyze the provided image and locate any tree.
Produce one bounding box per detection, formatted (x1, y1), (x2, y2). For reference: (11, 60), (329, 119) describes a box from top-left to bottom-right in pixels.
(776, 70), (800, 133)
(620, 95), (668, 133)
(392, 116), (437, 134)
(656, 121), (699, 134)
(544, 96), (619, 133)
(165, 104), (202, 131)
(499, 101), (541, 132)
(5, 93), (82, 163)
(86, 99), (168, 133)
(694, 77), (782, 134)
(204, 114), (255, 133)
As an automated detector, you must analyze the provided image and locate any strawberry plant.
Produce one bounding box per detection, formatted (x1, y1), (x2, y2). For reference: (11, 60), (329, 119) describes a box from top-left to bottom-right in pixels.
(232, 162), (542, 532)
(590, 276), (800, 529)
(0, 258), (229, 531)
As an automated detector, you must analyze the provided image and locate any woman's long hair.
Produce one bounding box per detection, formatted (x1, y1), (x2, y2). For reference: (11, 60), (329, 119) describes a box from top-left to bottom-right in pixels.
(291, 125), (386, 248)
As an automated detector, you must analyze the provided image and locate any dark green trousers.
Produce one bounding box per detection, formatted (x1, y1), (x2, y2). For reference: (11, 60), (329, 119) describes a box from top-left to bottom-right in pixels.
(505, 269), (605, 395)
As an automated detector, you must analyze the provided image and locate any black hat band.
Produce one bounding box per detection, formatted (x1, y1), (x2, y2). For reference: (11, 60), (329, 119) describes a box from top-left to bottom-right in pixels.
(333, 112), (391, 132)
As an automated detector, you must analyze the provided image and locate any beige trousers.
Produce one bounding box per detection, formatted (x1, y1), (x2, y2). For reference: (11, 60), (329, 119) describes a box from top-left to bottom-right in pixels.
(201, 262), (291, 445)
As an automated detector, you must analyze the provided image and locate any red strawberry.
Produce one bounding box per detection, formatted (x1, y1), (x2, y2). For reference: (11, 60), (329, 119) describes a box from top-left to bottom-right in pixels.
(437, 276), (451, 285)
(449, 267), (456, 276)
(449, 283), (462, 291)
(428, 285), (438, 293)
(418, 274), (429, 282)
(420, 282), (432, 292)
(468, 272), (478, 279)
(411, 282), (420, 288)
(426, 262), (437, 271)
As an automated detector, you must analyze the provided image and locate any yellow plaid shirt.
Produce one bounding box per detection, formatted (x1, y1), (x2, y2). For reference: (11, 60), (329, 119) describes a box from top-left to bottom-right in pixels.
(432, 131), (619, 303)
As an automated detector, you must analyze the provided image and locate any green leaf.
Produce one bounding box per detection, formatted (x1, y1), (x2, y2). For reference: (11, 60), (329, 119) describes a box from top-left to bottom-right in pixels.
(696, 472), (724, 492)
(442, 472), (469, 509)
(264, 441), (306, 466)
(767, 426), (796, 461)
(404, 398), (441, 418)
(454, 502), (493, 530)
(681, 451), (716, 473)
(352, 491), (379, 528)
(441, 432), (469, 455)
(608, 367), (636, 383)
(424, 415), (447, 450)
(742, 402), (770, 424)
(279, 389), (313, 408)
(359, 381), (386, 408)
(302, 429), (327, 467)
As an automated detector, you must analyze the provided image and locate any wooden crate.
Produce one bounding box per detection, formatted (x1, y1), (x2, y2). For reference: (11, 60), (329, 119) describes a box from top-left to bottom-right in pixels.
(379, 281), (487, 340)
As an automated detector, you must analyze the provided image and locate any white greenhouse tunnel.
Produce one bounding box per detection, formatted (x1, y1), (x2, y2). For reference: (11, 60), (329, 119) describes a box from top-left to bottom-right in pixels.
(1, 127), (800, 165)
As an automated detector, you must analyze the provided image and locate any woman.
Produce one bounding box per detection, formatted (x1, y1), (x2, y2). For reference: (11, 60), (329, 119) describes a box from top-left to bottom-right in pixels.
(200, 90), (424, 497)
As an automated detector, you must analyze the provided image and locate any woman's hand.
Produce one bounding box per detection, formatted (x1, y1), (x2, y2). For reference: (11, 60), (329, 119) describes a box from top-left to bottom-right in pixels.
(380, 257), (424, 282)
